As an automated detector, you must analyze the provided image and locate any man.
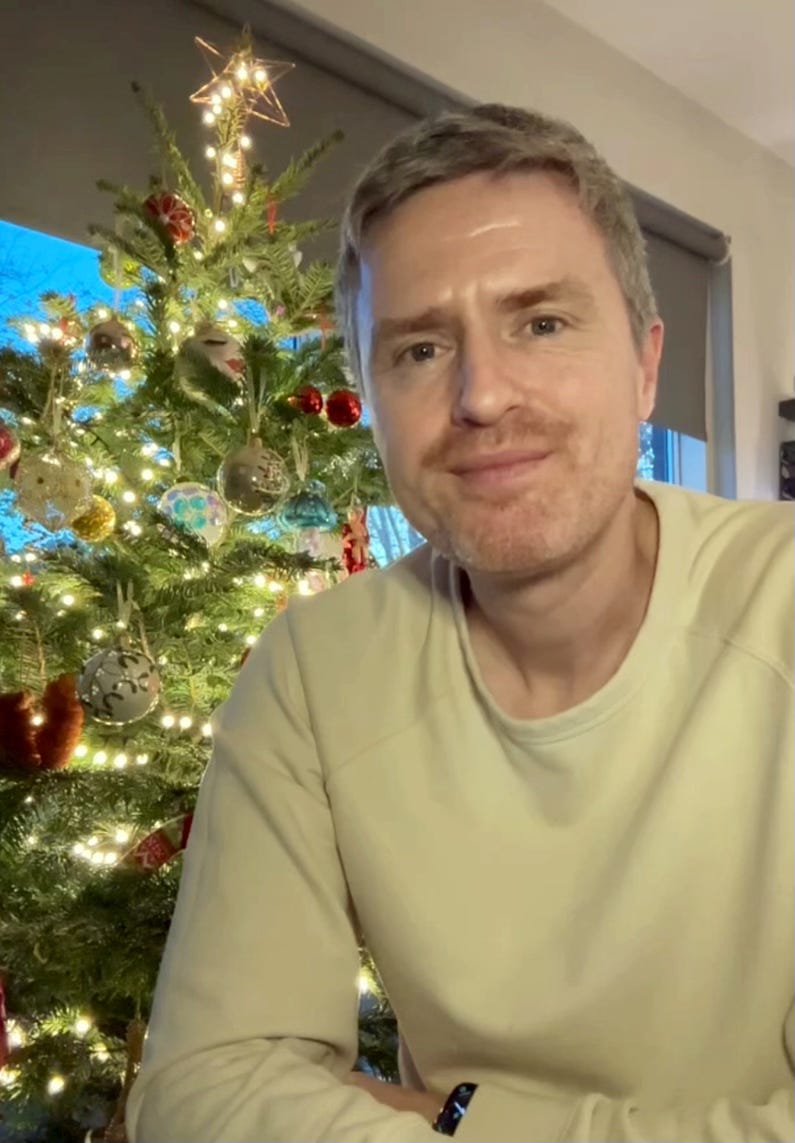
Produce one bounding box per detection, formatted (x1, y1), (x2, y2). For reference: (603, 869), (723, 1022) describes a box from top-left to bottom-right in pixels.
(128, 105), (794, 1142)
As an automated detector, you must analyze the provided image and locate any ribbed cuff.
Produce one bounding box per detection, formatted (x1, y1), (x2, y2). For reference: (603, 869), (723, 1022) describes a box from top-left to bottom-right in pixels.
(453, 1081), (573, 1143)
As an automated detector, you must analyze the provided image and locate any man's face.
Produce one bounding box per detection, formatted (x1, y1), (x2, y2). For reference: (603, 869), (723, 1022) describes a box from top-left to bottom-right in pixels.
(356, 170), (663, 577)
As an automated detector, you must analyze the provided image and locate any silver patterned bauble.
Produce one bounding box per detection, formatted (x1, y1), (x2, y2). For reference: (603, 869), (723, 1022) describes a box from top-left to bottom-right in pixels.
(78, 647), (161, 725)
(217, 439), (290, 516)
(14, 452), (92, 531)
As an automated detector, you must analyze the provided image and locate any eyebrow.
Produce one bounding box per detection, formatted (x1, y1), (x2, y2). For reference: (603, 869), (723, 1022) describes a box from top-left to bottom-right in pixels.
(370, 277), (596, 356)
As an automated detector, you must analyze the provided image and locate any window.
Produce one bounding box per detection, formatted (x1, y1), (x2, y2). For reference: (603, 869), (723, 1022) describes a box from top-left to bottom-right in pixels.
(0, 221), (708, 562)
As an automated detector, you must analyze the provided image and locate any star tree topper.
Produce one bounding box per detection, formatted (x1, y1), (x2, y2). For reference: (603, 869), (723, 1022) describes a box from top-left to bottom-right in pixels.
(190, 34), (295, 128)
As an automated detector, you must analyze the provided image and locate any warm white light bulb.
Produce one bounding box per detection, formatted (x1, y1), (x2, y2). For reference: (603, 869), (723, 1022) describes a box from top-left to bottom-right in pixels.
(222, 153), (236, 169)
(268, 580), (284, 594)
(122, 490), (136, 504)
(214, 218), (226, 233)
(253, 573), (266, 588)
(221, 171), (234, 186)
(103, 852), (118, 866)
(113, 754), (128, 770)
(221, 84), (232, 98)
(203, 111), (216, 126)
(104, 470), (118, 485)
(74, 1016), (91, 1036)
(31, 713), (44, 727)
(254, 67), (267, 82)
(9, 576), (23, 588)
(141, 468), (154, 481)
(97, 308), (109, 320)
(201, 722), (212, 737)
(87, 836), (99, 847)
(240, 134), (251, 149)
(161, 714), (176, 729)
(298, 579), (312, 596)
(178, 715), (193, 730)
(253, 607), (264, 618)
(168, 320), (181, 334)
(232, 191), (244, 205)
(135, 753), (149, 766)
(245, 634), (257, 646)
(236, 64), (248, 80)
(74, 744), (88, 758)
(93, 751), (107, 766)
(47, 1075), (66, 1095)
(7, 1022), (25, 1049)
(61, 594), (75, 607)
(218, 623), (228, 632)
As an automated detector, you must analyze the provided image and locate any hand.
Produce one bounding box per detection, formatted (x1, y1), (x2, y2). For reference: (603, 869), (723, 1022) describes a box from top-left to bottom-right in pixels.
(346, 1070), (445, 1126)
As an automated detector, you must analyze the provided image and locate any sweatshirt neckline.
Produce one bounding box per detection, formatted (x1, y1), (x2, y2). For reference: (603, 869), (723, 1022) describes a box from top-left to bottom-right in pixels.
(448, 480), (691, 744)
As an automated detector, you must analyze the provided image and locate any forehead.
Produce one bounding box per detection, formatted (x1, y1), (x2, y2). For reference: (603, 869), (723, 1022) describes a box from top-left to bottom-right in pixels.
(357, 170), (614, 321)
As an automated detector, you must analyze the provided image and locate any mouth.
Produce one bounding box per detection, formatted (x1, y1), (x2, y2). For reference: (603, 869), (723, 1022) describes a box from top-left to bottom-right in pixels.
(449, 450), (551, 489)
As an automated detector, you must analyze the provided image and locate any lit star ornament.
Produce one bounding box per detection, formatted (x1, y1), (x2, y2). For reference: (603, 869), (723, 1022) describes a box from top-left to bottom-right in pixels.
(190, 35), (295, 128)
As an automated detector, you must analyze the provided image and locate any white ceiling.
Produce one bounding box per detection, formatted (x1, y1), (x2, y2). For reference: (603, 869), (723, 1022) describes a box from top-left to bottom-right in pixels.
(544, 0), (794, 165)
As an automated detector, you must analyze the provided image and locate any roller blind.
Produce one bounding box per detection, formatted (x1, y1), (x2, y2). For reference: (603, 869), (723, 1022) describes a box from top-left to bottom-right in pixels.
(1, 0), (727, 442)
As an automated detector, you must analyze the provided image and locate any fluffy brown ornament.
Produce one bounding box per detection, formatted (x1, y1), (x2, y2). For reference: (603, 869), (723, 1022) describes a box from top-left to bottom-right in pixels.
(0, 690), (39, 771)
(36, 674), (84, 771)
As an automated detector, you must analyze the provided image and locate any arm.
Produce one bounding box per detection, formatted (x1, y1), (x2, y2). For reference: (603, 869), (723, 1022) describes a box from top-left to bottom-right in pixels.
(126, 611), (444, 1143)
(370, 1010), (795, 1142)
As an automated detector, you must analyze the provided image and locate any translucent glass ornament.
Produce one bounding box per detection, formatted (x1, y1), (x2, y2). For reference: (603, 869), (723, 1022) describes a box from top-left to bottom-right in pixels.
(279, 480), (338, 532)
(217, 440), (289, 517)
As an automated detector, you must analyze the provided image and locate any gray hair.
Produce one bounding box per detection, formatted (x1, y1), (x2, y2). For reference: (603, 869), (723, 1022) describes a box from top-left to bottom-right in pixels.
(335, 104), (657, 384)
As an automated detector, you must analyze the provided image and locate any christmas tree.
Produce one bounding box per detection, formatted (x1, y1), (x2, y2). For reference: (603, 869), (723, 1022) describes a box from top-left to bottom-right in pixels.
(0, 32), (407, 1143)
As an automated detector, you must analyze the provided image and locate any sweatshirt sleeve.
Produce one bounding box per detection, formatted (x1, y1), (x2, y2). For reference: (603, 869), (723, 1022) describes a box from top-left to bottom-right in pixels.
(126, 611), (440, 1143)
(456, 1005), (795, 1143)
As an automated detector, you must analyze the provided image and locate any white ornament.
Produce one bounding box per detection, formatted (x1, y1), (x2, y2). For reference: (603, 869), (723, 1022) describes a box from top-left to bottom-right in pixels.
(14, 452), (92, 531)
(178, 323), (245, 383)
(157, 482), (228, 547)
(78, 647), (161, 725)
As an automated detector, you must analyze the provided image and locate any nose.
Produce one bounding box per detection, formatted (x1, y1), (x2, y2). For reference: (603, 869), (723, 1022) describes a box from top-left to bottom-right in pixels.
(452, 326), (523, 427)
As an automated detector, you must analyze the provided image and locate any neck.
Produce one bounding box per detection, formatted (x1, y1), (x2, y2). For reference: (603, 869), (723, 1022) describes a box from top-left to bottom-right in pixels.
(462, 490), (659, 720)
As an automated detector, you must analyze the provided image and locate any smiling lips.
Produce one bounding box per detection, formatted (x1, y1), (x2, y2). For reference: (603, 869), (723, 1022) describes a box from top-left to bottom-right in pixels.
(449, 449), (550, 488)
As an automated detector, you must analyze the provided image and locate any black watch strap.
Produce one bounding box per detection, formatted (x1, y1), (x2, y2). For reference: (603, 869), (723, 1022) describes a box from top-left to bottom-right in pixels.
(432, 1082), (478, 1136)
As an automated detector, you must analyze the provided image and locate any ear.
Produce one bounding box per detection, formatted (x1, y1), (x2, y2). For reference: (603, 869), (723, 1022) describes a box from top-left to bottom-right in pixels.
(637, 319), (664, 423)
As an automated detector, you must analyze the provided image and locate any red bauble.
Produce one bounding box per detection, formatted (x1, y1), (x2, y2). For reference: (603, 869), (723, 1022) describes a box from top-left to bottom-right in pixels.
(144, 192), (195, 245)
(325, 389), (362, 428)
(0, 423), (20, 472)
(289, 385), (324, 415)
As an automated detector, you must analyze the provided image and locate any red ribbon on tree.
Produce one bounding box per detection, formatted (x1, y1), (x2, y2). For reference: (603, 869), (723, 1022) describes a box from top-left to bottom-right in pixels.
(123, 813), (194, 872)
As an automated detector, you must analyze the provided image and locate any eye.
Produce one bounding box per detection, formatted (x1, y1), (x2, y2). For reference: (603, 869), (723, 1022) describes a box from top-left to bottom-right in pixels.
(398, 342), (438, 365)
(527, 316), (565, 336)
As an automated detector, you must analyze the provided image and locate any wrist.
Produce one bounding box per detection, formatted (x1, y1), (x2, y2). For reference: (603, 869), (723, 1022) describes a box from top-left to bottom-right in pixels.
(432, 1082), (478, 1136)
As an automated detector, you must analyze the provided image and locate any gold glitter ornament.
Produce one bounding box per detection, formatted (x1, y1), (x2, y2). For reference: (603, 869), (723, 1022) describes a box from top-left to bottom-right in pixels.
(71, 495), (117, 542)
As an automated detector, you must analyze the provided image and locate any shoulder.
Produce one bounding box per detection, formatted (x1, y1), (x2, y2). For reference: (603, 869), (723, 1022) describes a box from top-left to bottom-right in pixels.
(646, 482), (793, 677)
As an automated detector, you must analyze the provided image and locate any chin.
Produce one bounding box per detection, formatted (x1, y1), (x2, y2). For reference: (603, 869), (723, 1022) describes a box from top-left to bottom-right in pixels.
(420, 502), (569, 577)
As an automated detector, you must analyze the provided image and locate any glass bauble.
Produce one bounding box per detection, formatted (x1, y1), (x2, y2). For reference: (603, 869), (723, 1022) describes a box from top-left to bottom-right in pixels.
(279, 480), (337, 532)
(77, 647), (161, 725)
(217, 440), (289, 517)
(87, 318), (137, 371)
(71, 495), (116, 542)
(157, 482), (228, 547)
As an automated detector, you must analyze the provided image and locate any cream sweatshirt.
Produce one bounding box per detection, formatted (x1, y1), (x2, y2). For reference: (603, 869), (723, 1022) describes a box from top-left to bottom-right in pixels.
(127, 480), (794, 1143)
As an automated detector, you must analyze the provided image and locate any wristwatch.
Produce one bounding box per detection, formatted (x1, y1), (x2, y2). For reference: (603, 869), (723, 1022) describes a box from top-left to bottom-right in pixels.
(432, 1082), (479, 1136)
